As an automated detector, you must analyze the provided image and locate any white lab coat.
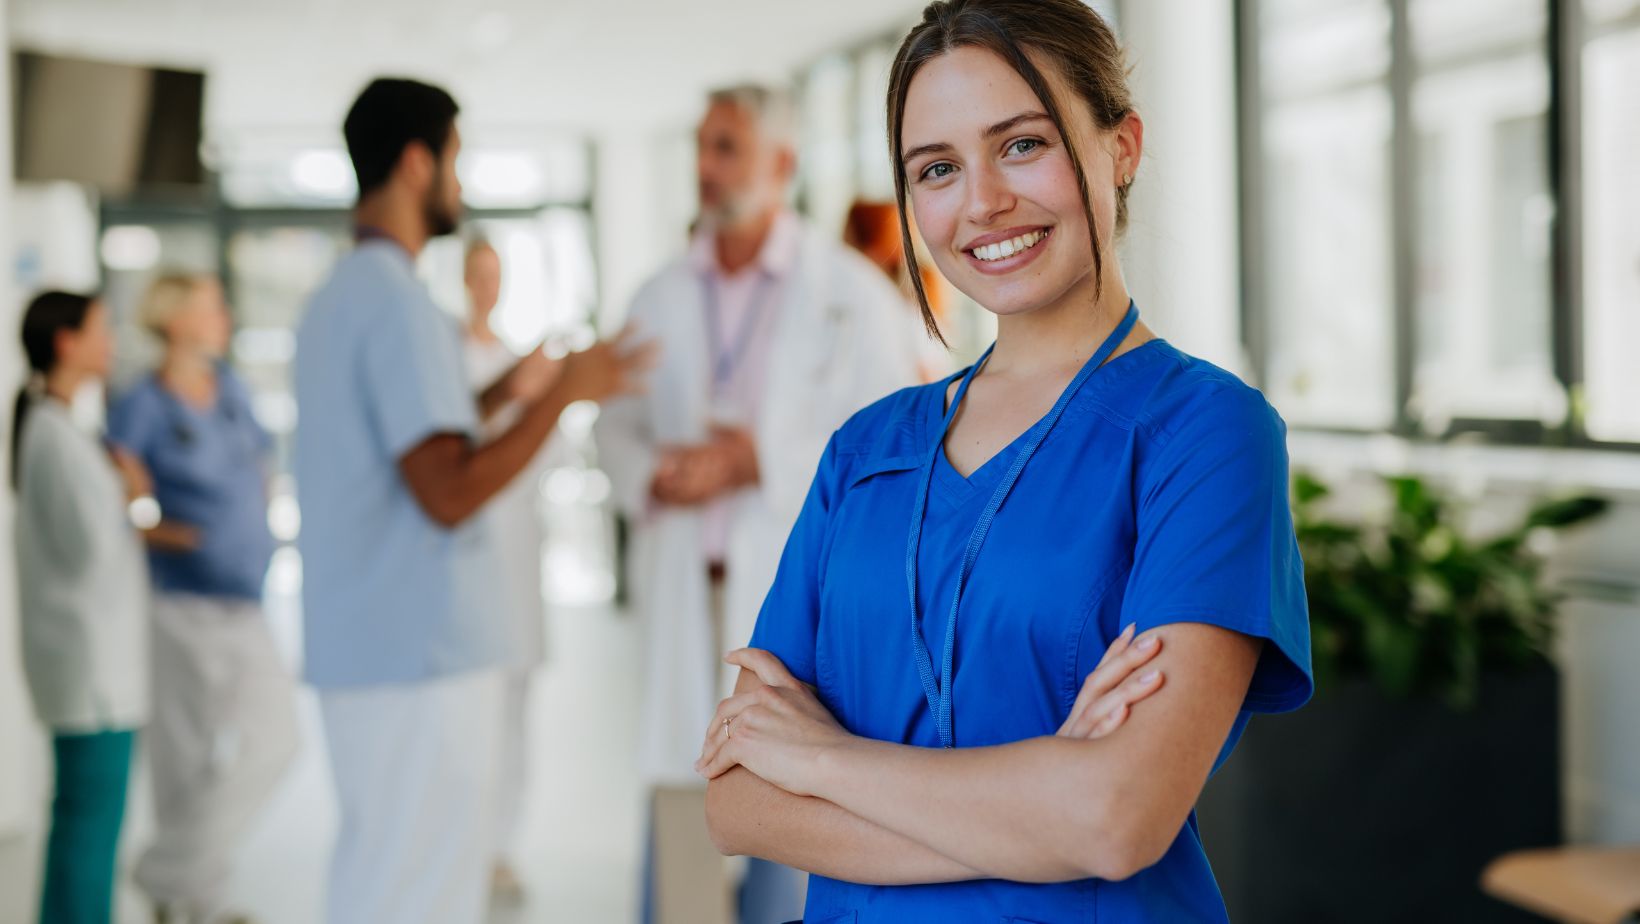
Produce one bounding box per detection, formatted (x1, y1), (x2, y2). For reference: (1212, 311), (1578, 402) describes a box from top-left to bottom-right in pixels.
(14, 398), (149, 732)
(596, 224), (925, 786)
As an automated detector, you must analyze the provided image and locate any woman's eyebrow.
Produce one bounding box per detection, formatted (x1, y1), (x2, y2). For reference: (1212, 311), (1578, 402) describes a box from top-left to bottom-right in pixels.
(901, 111), (1054, 166)
(983, 111), (1051, 138)
(901, 141), (953, 165)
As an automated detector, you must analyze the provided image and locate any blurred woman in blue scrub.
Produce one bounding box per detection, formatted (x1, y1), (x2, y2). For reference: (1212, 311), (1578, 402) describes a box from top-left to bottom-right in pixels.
(697, 2), (1313, 921)
(13, 291), (150, 924)
(107, 274), (299, 924)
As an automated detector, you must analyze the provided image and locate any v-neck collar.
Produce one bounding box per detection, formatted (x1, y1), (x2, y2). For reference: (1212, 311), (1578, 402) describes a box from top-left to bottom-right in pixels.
(919, 335), (1170, 508)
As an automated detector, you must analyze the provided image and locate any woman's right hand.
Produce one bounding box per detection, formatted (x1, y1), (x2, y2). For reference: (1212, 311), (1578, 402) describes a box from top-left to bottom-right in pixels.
(1057, 624), (1166, 739)
(554, 323), (658, 404)
(145, 520), (202, 552)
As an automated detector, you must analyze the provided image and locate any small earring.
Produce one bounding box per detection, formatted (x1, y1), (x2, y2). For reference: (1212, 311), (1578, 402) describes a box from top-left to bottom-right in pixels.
(1121, 174), (1133, 187)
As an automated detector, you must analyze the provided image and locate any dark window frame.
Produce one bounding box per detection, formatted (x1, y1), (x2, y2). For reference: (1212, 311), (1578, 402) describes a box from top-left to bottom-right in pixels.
(1235, 0), (1640, 452)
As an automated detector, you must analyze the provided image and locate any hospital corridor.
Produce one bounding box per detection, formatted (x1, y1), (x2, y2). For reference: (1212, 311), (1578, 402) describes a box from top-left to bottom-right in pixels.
(3, 0), (1640, 923)
(2, 595), (650, 924)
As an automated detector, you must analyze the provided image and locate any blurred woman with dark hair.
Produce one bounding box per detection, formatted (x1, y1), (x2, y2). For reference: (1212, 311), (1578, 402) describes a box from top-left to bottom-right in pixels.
(13, 290), (150, 924)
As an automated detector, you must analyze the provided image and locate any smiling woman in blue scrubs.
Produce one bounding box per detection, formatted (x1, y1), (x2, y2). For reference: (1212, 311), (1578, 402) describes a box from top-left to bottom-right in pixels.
(696, 1), (1313, 921)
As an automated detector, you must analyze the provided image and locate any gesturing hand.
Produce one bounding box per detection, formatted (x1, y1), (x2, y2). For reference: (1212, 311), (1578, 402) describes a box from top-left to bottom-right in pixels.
(555, 323), (658, 404)
(506, 347), (565, 404)
(695, 648), (852, 797)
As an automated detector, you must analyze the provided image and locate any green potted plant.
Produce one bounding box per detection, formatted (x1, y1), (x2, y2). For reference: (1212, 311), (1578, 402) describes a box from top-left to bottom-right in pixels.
(1198, 472), (1607, 923)
(1297, 473), (1607, 709)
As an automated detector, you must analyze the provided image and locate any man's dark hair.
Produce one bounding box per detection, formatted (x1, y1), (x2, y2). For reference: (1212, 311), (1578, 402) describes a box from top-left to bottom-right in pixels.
(343, 78), (460, 199)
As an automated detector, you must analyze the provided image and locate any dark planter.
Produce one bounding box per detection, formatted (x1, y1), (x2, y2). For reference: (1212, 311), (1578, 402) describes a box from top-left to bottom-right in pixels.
(1196, 661), (1560, 922)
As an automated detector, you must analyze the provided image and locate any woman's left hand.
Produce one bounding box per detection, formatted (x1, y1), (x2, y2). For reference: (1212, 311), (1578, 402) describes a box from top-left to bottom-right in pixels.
(108, 446), (153, 502)
(695, 648), (853, 797)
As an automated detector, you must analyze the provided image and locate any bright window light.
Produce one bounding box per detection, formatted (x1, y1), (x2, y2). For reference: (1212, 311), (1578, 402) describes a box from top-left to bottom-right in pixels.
(290, 149), (355, 197)
(465, 152), (543, 201)
(100, 226), (161, 271)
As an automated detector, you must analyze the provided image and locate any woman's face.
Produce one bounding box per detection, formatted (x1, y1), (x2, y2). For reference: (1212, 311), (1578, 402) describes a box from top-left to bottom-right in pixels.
(59, 301), (115, 381)
(166, 278), (232, 357)
(899, 46), (1140, 319)
(465, 246), (502, 322)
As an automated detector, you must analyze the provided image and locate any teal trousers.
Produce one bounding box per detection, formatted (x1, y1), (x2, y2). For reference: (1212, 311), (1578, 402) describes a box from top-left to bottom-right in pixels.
(39, 729), (135, 924)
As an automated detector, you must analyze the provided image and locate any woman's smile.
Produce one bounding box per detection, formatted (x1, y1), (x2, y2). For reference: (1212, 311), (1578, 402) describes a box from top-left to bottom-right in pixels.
(962, 226), (1053, 276)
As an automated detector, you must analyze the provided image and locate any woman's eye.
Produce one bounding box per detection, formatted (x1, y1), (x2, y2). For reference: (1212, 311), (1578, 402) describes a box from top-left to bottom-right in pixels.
(920, 162), (956, 181)
(1008, 138), (1041, 156)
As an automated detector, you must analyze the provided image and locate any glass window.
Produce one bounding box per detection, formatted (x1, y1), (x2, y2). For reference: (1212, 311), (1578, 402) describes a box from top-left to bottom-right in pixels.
(1409, 0), (1560, 428)
(1586, 0), (1640, 24)
(1258, 0), (1397, 429)
(854, 41), (897, 202)
(226, 225), (349, 470)
(1581, 25), (1640, 441)
(798, 53), (857, 239)
(421, 210), (600, 350)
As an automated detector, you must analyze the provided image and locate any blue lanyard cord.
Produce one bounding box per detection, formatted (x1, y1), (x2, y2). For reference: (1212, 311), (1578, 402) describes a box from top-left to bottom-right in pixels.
(905, 302), (1140, 749)
(702, 272), (776, 390)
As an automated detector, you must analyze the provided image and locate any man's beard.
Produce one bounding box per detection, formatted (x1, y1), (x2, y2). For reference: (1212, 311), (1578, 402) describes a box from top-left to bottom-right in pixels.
(425, 177), (460, 238)
(699, 184), (757, 228)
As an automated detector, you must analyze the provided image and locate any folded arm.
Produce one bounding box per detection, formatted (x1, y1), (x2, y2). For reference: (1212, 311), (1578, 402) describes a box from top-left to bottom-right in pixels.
(706, 665), (984, 885)
(704, 622), (1258, 883)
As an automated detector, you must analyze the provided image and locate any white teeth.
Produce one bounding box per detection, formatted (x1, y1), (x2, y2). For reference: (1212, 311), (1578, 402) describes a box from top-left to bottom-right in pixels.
(971, 230), (1045, 262)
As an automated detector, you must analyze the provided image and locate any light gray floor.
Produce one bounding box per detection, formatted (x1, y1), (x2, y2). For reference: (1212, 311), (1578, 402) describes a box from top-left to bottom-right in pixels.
(0, 597), (645, 924)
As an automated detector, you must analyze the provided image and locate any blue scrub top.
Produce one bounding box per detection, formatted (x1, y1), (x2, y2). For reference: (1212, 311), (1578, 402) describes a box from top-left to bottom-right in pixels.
(293, 240), (511, 689)
(749, 336), (1313, 923)
(108, 366), (275, 601)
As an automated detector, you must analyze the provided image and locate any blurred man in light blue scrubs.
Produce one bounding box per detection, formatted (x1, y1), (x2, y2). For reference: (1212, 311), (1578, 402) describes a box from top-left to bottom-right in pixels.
(294, 77), (649, 924)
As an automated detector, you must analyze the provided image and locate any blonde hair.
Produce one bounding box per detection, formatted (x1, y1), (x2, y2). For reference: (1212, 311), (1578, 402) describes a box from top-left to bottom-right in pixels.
(137, 273), (208, 340)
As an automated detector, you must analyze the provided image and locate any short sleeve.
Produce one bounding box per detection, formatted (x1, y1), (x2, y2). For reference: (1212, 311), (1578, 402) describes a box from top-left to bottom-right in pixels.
(362, 299), (477, 460)
(747, 434), (845, 687)
(1120, 385), (1313, 714)
(106, 384), (160, 459)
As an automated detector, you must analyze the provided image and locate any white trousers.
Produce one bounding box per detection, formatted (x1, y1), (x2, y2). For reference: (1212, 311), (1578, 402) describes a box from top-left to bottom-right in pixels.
(134, 593), (300, 915)
(319, 669), (503, 924)
(493, 666), (534, 866)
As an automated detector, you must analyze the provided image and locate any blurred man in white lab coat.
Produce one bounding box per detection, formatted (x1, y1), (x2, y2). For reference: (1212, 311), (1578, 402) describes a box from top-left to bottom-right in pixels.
(595, 84), (924, 924)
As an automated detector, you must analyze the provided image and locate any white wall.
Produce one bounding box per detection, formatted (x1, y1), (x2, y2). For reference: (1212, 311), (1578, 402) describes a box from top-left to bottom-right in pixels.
(1117, 0), (1249, 376)
(593, 127), (698, 330)
(593, 131), (665, 329)
(0, 0), (44, 840)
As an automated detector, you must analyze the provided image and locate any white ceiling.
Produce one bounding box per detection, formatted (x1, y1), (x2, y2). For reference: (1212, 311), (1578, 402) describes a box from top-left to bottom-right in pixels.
(11, 0), (927, 141)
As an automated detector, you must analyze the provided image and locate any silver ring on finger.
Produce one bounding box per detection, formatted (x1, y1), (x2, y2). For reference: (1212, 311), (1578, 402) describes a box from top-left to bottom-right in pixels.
(723, 717), (733, 739)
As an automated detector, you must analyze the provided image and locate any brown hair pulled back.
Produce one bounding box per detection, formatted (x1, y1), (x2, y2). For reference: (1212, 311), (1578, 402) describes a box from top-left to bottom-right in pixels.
(887, 0), (1134, 342)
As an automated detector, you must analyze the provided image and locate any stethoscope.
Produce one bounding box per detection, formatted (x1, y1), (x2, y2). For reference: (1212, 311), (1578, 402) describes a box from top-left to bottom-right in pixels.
(158, 371), (251, 458)
(905, 301), (1140, 749)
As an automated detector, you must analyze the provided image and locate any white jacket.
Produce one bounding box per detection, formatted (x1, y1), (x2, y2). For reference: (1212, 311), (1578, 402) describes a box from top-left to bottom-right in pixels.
(15, 399), (149, 732)
(596, 223), (925, 786)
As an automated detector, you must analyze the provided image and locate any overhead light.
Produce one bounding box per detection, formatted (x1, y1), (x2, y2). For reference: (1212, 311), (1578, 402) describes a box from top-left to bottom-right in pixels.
(100, 226), (161, 271)
(290, 149), (355, 197)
